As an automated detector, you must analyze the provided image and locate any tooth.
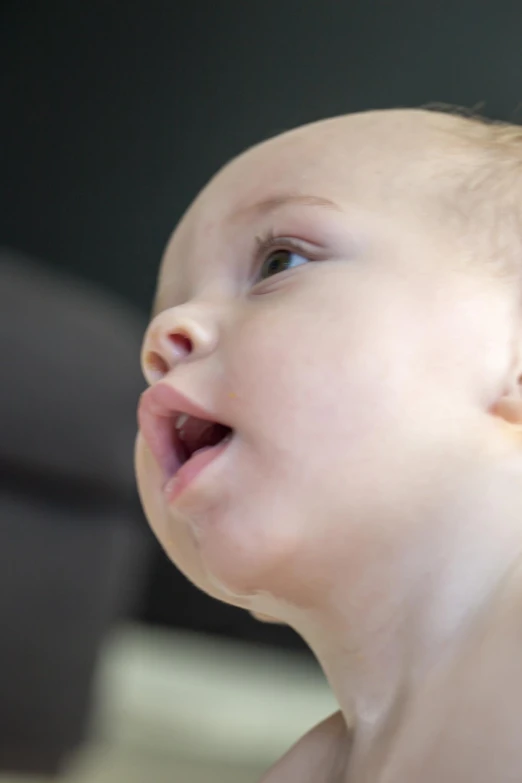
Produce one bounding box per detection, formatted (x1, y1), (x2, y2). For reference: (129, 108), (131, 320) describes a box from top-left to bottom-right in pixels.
(175, 414), (189, 430)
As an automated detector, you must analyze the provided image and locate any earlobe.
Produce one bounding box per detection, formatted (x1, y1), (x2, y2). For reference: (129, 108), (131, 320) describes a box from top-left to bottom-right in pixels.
(491, 397), (522, 426)
(490, 374), (522, 427)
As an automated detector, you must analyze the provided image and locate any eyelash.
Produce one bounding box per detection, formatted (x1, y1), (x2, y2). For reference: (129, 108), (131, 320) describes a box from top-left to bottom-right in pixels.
(252, 229), (315, 280)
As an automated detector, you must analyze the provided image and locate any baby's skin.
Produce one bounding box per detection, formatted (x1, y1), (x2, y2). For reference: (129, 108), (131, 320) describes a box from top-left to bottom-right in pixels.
(136, 108), (522, 782)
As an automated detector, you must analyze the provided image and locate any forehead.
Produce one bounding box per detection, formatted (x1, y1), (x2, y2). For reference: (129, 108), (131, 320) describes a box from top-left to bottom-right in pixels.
(158, 110), (464, 286)
(195, 112), (454, 214)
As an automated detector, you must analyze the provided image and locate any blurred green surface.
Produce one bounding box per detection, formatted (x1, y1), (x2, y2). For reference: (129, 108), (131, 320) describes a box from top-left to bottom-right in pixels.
(0, 624), (336, 783)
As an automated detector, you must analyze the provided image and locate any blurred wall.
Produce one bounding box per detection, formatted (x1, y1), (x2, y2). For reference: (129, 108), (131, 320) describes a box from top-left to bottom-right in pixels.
(3, 0), (521, 313)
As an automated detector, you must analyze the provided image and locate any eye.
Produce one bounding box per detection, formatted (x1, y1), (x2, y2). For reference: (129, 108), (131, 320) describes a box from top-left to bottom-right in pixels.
(259, 248), (310, 281)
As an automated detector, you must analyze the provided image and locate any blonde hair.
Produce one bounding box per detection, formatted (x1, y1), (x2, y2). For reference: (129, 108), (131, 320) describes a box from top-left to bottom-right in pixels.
(422, 103), (522, 285)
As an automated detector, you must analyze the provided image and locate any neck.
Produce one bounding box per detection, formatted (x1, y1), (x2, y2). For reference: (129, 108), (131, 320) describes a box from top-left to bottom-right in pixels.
(290, 465), (522, 778)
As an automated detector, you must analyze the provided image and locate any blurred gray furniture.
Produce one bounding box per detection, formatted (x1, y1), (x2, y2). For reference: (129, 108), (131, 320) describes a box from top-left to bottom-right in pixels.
(0, 250), (150, 775)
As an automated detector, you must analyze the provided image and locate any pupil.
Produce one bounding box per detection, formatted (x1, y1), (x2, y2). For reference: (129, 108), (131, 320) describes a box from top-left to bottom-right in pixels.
(265, 250), (290, 278)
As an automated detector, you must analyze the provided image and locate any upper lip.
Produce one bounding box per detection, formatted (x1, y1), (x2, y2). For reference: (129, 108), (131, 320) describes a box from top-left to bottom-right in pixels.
(137, 382), (222, 481)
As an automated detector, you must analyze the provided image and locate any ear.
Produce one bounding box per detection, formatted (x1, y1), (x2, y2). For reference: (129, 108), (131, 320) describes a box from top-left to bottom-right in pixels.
(490, 367), (522, 427)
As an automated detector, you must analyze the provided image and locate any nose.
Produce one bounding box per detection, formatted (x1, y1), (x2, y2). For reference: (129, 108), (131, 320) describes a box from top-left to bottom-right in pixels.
(141, 304), (218, 384)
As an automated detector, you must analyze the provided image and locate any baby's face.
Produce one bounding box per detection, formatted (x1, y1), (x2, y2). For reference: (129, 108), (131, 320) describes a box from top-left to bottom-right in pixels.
(136, 111), (507, 616)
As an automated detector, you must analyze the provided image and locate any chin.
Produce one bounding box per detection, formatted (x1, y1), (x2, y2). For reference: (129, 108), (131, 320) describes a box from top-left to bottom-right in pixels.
(136, 433), (309, 614)
(135, 435), (258, 605)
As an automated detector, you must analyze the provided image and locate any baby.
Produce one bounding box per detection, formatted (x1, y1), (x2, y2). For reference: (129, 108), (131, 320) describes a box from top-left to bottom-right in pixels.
(136, 107), (522, 782)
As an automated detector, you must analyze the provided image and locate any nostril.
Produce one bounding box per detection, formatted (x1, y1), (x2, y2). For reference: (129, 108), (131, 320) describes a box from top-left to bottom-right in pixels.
(143, 332), (193, 382)
(144, 351), (169, 382)
(168, 332), (193, 356)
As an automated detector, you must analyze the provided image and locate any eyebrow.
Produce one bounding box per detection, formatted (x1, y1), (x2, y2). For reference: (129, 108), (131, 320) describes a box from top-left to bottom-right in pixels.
(231, 193), (344, 221)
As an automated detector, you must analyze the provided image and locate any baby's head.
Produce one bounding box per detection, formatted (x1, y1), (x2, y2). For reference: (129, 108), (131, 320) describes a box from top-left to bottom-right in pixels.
(136, 108), (522, 630)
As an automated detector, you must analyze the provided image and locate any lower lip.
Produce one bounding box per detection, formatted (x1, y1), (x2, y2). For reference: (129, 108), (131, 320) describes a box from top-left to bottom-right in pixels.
(163, 436), (232, 504)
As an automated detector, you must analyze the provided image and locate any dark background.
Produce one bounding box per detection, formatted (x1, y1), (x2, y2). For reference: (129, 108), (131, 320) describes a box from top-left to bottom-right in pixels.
(3, 0), (522, 652)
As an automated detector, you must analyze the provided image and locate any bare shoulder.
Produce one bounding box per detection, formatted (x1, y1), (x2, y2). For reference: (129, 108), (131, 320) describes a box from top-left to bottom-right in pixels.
(259, 710), (352, 783)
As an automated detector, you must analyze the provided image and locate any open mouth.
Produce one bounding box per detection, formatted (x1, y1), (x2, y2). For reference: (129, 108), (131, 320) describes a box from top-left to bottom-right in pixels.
(137, 384), (234, 496)
(173, 413), (233, 465)
(164, 414), (233, 500)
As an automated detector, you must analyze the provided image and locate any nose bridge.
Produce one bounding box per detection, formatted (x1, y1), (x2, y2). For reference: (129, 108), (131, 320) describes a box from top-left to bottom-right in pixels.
(141, 298), (219, 383)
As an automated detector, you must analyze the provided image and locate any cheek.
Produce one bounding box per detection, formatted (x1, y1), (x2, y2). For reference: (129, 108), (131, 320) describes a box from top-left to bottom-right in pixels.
(228, 296), (400, 454)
